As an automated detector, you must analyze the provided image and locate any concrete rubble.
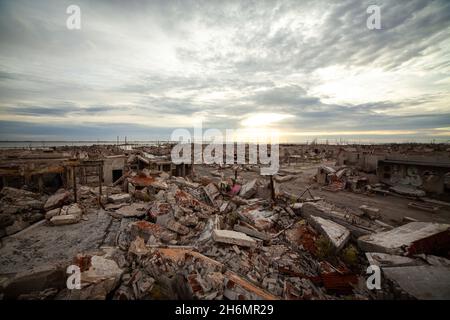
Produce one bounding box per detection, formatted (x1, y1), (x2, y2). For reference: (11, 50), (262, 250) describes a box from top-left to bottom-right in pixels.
(357, 222), (450, 255)
(308, 215), (350, 252)
(1, 143), (450, 300)
(212, 229), (257, 248)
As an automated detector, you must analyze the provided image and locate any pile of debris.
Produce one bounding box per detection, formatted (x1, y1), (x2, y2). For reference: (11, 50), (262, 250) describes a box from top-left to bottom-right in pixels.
(2, 163), (450, 300)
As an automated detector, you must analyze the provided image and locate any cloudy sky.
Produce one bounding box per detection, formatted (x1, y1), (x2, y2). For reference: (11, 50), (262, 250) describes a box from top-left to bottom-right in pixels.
(0, 0), (449, 143)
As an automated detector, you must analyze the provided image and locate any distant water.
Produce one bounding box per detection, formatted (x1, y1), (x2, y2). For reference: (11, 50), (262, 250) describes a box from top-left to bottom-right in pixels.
(0, 141), (167, 149)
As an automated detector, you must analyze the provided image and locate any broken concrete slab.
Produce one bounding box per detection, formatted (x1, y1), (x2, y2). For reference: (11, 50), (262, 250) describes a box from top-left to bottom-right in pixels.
(1, 265), (66, 299)
(302, 202), (380, 237)
(107, 193), (131, 204)
(203, 183), (220, 204)
(358, 222), (450, 255)
(212, 229), (257, 248)
(237, 205), (275, 231)
(65, 255), (123, 300)
(309, 215), (350, 251)
(415, 254), (450, 267)
(365, 252), (422, 268)
(110, 203), (146, 219)
(383, 265), (450, 299)
(44, 191), (70, 211)
(239, 179), (257, 199)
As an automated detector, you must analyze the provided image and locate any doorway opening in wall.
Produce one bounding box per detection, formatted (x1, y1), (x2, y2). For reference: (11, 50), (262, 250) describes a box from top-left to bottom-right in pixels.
(40, 173), (63, 193)
(112, 169), (123, 183)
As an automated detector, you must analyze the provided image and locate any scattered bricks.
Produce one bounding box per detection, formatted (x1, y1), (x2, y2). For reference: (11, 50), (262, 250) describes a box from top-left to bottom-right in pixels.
(212, 229), (257, 248)
(148, 202), (172, 219)
(223, 270), (278, 300)
(130, 220), (165, 242)
(165, 219), (190, 235)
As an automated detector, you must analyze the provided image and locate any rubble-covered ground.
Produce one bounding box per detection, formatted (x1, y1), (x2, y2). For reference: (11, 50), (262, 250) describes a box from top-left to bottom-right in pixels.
(1, 159), (450, 300)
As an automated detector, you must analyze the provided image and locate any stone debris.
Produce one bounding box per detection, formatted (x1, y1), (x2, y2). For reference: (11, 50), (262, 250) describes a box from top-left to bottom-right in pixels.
(308, 215), (350, 252)
(60, 253), (123, 300)
(365, 252), (421, 268)
(50, 214), (81, 226)
(357, 222), (450, 255)
(212, 229), (257, 248)
(107, 193), (131, 204)
(44, 190), (71, 211)
(1, 143), (450, 301)
(48, 203), (84, 226)
(382, 265), (450, 300)
(109, 203), (146, 218)
(239, 179), (258, 199)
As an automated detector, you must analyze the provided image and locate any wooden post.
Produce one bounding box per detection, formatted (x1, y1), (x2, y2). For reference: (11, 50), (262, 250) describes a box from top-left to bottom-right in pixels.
(38, 175), (44, 193)
(98, 164), (103, 208)
(269, 175), (275, 202)
(63, 167), (68, 189)
(73, 166), (77, 203)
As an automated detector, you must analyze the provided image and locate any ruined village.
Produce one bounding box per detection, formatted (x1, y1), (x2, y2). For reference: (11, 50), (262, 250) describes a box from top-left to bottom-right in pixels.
(0, 142), (449, 300)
